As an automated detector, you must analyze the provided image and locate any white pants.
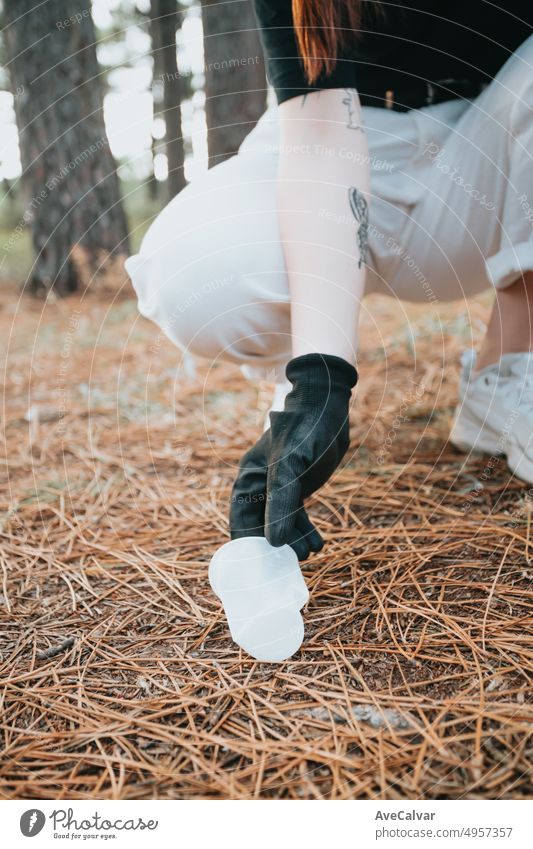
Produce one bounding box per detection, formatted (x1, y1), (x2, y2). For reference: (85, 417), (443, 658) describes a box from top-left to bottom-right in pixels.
(126, 35), (533, 379)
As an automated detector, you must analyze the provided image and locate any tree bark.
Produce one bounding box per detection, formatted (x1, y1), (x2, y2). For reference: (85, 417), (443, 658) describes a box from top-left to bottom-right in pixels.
(201, 0), (267, 166)
(152, 0), (186, 200)
(3, 0), (130, 295)
(148, 0), (164, 201)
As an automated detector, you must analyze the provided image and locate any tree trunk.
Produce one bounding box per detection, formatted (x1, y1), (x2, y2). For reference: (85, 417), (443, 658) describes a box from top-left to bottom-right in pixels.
(152, 0), (186, 200)
(3, 0), (130, 295)
(148, 0), (163, 201)
(201, 0), (267, 167)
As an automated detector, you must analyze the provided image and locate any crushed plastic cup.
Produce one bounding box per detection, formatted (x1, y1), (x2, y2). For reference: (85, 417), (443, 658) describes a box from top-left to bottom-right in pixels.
(208, 536), (309, 662)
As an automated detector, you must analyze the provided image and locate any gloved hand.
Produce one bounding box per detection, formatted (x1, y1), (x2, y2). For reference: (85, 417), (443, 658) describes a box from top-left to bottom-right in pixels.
(230, 353), (358, 560)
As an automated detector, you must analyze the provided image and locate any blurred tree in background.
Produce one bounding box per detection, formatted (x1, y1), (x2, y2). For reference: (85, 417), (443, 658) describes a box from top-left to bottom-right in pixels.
(201, 0), (266, 166)
(3, 0), (130, 295)
(0, 0), (267, 294)
(151, 0), (186, 199)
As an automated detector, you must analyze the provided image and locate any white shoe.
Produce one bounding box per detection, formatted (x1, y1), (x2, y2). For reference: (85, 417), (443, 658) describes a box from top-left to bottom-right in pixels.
(450, 349), (533, 484)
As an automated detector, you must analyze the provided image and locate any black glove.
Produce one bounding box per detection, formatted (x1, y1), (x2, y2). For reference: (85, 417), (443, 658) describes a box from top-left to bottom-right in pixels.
(230, 353), (358, 560)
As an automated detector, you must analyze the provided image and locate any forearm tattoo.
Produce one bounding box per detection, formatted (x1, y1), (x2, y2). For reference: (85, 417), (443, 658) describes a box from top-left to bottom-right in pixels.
(343, 88), (364, 132)
(349, 187), (369, 268)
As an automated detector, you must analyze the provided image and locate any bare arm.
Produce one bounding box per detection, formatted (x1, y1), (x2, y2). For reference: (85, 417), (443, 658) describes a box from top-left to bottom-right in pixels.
(230, 89), (369, 557)
(277, 88), (370, 365)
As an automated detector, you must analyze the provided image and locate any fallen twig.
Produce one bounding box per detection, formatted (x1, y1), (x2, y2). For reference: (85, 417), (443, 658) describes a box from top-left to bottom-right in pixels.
(36, 636), (75, 660)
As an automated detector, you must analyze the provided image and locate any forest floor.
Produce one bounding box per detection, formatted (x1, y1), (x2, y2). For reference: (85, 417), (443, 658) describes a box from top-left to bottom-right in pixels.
(1, 279), (532, 799)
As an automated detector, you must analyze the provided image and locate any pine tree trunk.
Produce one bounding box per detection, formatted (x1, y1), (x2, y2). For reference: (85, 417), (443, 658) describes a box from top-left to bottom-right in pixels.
(149, 0), (164, 201)
(201, 0), (267, 166)
(152, 0), (186, 200)
(3, 0), (130, 295)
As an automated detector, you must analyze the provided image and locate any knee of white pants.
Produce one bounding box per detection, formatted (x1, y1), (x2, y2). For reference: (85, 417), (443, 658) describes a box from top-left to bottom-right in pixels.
(126, 152), (291, 369)
(133, 254), (291, 368)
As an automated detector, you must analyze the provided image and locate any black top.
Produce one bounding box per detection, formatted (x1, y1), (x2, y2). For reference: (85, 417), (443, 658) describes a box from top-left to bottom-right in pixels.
(252, 0), (532, 106)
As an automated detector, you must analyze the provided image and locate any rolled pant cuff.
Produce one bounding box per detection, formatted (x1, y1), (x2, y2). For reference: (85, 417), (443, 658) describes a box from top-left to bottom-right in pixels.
(486, 241), (533, 290)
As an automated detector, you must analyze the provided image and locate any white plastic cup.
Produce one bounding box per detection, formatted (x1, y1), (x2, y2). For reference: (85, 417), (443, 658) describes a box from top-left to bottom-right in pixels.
(209, 536), (309, 662)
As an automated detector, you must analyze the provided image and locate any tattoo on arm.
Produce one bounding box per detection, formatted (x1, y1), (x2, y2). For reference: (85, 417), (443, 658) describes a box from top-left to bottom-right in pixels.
(343, 88), (364, 132)
(348, 187), (369, 269)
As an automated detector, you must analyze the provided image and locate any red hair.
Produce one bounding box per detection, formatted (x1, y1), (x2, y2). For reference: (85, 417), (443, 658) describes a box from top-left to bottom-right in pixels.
(292, 0), (365, 84)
